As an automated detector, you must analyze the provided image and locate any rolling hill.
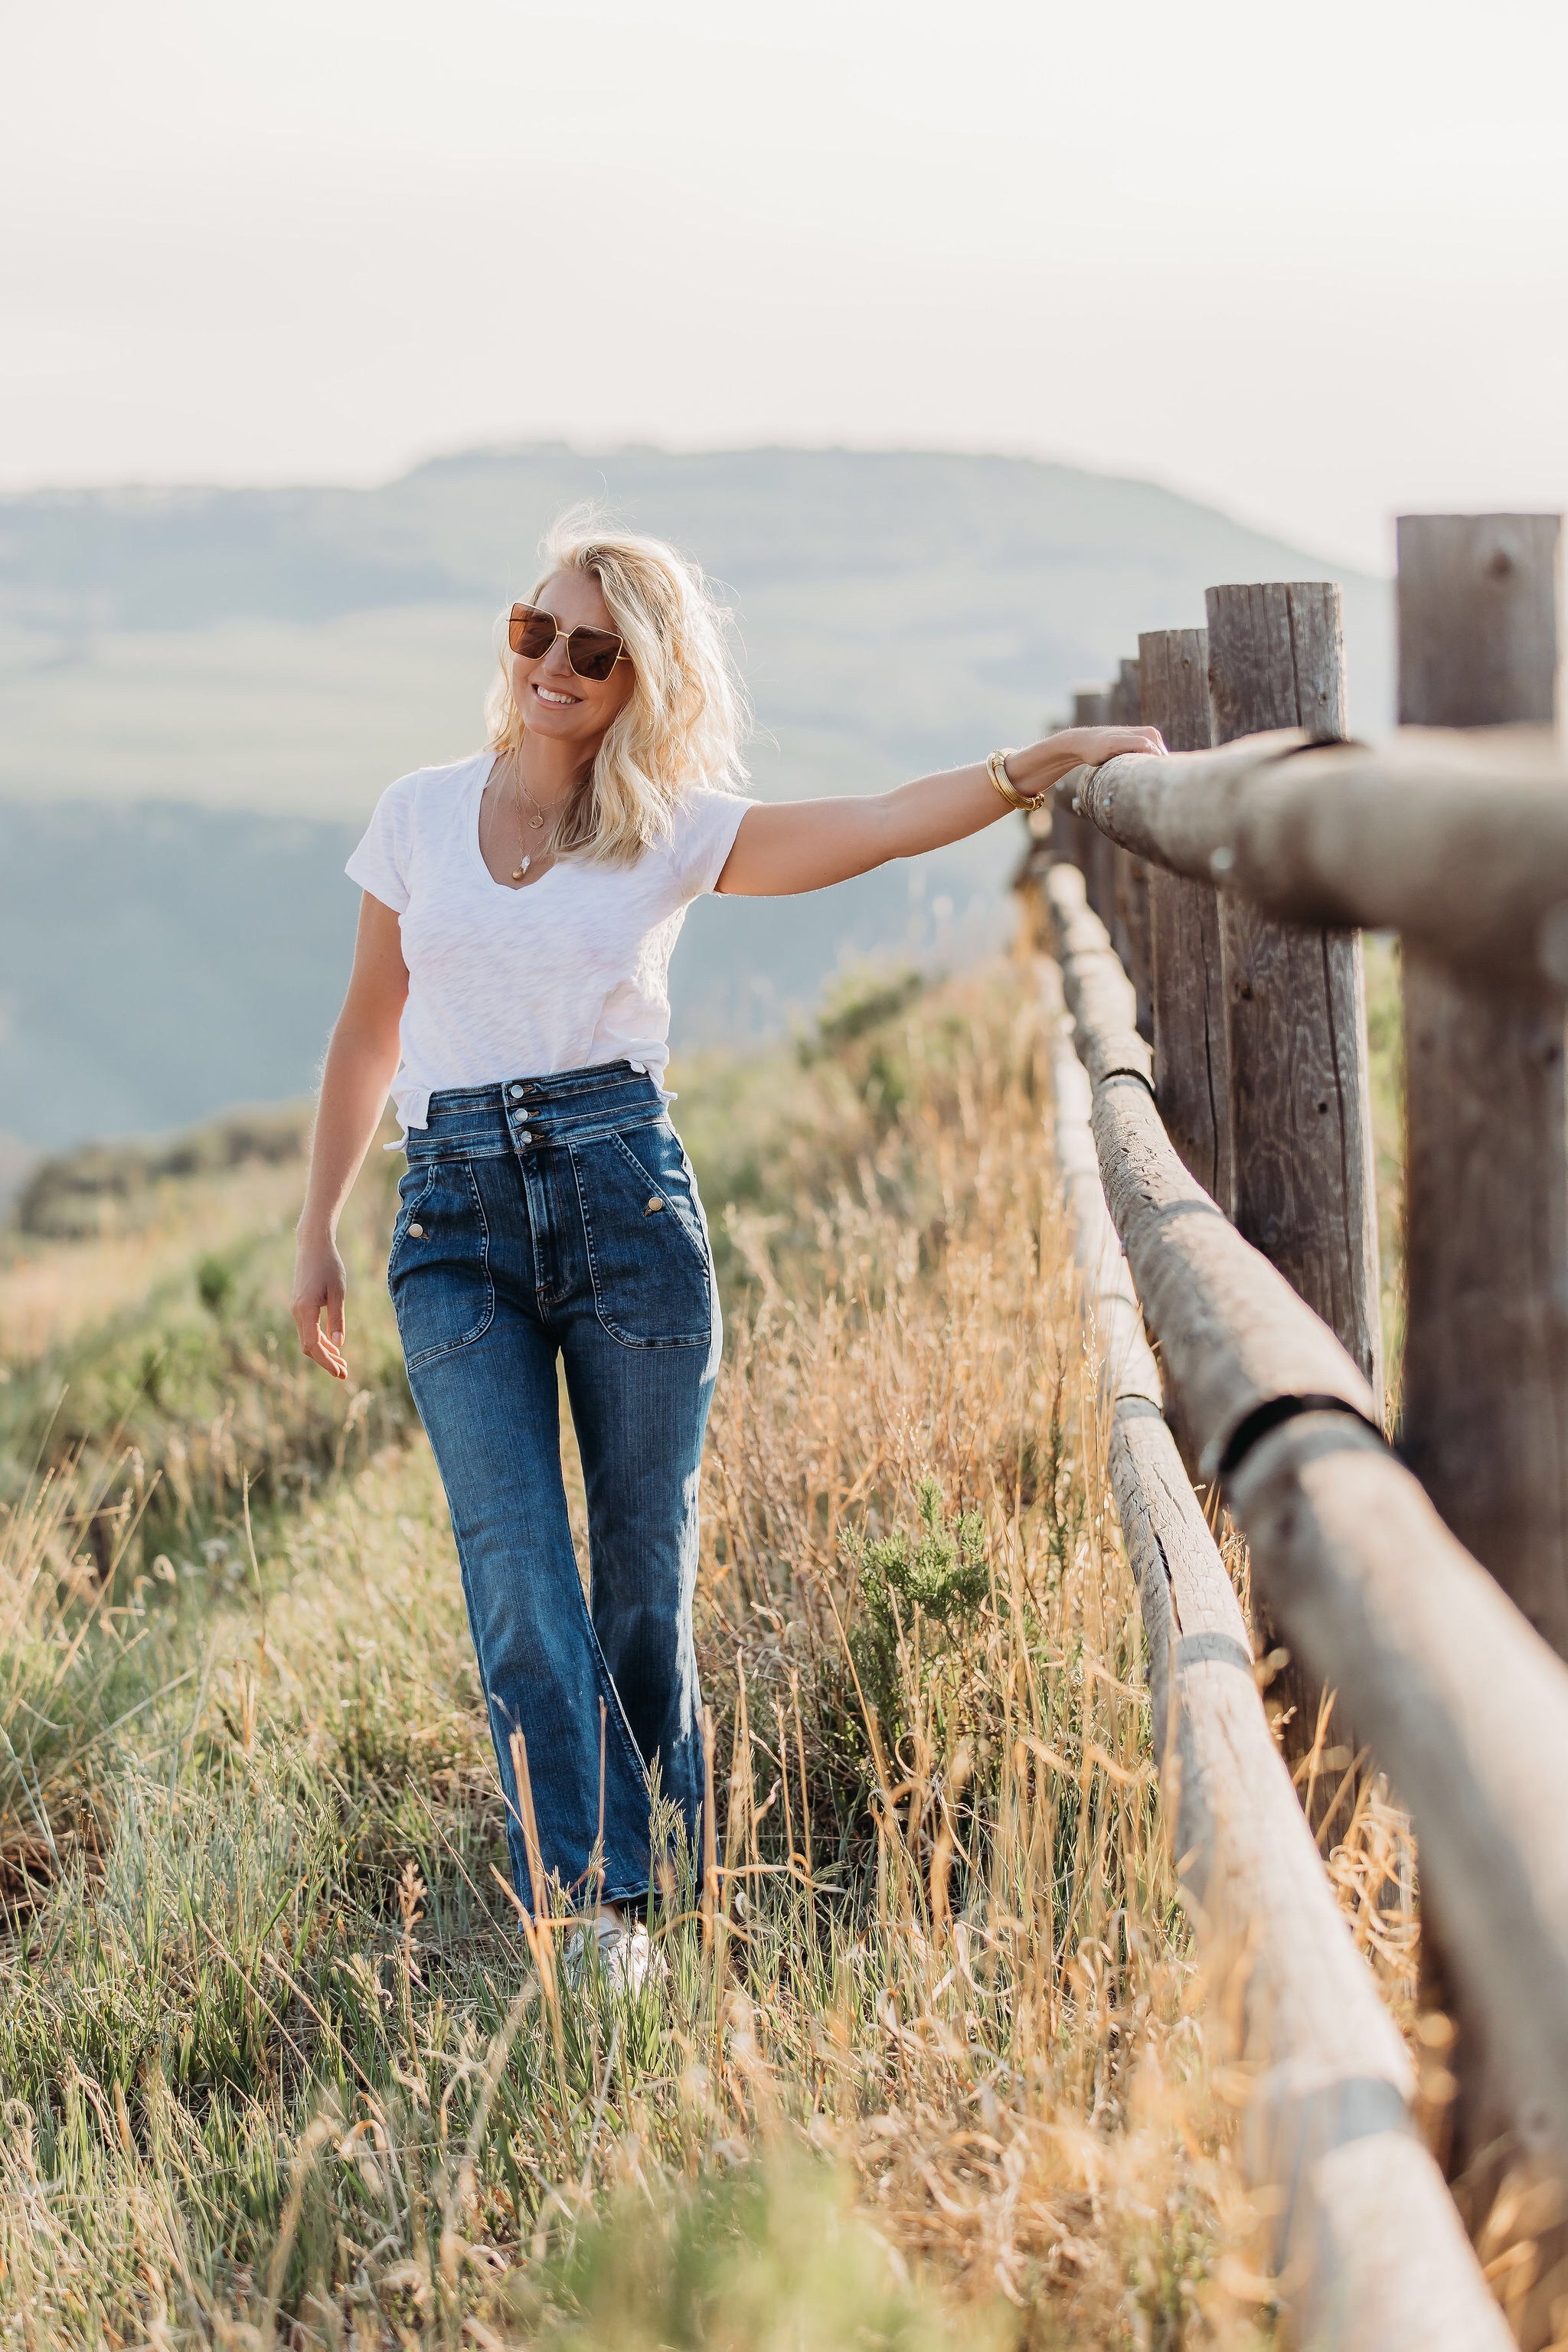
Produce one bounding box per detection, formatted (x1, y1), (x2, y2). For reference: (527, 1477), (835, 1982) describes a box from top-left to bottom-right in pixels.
(0, 444), (1392, 1154)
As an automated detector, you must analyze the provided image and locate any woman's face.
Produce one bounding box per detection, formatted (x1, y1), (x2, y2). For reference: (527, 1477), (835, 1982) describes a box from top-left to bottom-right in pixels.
(510, 569), (636, 747)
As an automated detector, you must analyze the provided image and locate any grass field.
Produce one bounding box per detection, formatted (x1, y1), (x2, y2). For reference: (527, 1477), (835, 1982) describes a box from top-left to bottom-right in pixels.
(0, 959), (1420, 2349)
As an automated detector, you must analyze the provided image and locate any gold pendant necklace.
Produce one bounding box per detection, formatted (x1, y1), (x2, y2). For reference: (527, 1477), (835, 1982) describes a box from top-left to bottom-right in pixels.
(511, 751), (549, 883)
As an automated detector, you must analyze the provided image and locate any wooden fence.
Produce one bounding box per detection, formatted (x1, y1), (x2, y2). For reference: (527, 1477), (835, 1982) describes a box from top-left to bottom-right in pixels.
(1016, 515), (1568, 2350)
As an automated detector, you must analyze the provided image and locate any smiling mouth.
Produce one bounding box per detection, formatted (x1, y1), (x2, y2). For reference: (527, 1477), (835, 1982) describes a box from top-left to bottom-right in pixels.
(531, 681), (580, 707)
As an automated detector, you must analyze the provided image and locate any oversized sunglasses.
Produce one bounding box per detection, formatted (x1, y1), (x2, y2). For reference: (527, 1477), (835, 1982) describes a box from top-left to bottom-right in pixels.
(508, 603), (632, 684)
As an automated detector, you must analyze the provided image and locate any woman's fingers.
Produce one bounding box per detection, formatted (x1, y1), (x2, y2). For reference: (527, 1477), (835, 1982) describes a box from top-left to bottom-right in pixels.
(292, 1285), (349, 1379)
(311, 1328), (349, 1379)
(290, 1239), (350, 1380)
(1046, 724), (1166, 768)
(1098, 725), (1165, 758)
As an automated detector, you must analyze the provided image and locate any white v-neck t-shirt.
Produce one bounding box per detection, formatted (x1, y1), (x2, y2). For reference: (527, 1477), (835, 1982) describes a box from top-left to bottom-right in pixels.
(345, 750), (753, 1132)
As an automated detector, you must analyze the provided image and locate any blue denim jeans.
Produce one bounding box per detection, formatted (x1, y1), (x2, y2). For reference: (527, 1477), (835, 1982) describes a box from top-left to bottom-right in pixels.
(389, 1063), (719, 1910)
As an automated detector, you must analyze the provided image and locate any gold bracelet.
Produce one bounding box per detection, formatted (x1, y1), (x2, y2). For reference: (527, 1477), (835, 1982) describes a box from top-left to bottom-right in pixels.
(986, 748), (1045, 812)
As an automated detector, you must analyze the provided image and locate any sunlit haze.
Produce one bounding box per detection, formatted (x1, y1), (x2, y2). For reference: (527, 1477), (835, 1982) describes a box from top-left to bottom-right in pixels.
(4, 0), (1566, 567)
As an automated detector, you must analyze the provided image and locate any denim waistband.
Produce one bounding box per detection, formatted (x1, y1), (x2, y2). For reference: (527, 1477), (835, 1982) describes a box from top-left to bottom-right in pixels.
(403, 1061), (668, 1159)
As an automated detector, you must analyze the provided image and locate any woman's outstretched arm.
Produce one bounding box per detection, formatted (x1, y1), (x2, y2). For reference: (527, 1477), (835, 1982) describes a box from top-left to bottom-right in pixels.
(291, 893), (408, 1379)
(715, 725), (1161, 897)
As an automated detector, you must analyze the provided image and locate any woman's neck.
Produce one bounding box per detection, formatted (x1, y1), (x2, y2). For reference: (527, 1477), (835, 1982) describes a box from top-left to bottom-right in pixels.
(513, 731), (599, 815)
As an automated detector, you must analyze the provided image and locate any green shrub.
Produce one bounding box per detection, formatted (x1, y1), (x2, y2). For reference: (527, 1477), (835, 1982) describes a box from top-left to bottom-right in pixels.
(845, 1477), (988, 1753)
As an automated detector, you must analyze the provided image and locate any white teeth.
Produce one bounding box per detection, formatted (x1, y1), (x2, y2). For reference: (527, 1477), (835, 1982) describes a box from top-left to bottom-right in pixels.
(534, 684), (577, 705)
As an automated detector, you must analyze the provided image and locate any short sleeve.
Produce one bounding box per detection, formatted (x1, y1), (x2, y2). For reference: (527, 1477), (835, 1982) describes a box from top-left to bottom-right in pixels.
(345, 771), (418, 913)
(672, 786), (753, 900)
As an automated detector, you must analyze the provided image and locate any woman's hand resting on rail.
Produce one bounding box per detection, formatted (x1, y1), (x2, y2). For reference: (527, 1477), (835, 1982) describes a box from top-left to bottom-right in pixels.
(1005, 724), (1165, 800)
(714, 724), (1165, 899)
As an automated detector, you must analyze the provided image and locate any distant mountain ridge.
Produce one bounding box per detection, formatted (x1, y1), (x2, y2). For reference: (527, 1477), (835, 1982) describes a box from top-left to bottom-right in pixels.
(0, 443), (1384, 640)
(0, 443), (1393, 1151)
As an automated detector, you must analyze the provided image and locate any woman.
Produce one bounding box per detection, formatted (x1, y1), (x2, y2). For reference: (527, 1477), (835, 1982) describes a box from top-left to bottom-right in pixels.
(292, 521), (1161, 1974)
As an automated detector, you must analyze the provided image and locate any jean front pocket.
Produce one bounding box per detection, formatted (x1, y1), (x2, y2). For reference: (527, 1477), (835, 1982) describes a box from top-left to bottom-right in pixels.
(387, 1158), (495, 1369)
(570, 1122), (712, 1348)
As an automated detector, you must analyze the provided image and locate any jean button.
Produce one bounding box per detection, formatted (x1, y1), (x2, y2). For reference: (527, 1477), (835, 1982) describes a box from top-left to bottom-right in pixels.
(509, 1083), (524, 1099)
(518, 1130), (532, 1145)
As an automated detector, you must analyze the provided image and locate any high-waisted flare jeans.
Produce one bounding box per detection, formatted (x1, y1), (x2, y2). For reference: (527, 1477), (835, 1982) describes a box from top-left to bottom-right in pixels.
(389, 1063), (718, 1910)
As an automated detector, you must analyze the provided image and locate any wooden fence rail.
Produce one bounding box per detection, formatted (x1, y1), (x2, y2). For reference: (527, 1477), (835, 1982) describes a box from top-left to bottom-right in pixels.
(1052, 729), (1568, 988)
(1050, 857), (1568, 2154)
(1020, 511), (1568, 2347)
(1047, 956), (1511, 2350)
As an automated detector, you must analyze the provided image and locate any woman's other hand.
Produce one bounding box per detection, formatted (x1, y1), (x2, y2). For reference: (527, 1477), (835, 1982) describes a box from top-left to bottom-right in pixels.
(292, 1231), (349, 1380)
(289, 890), (408, 1382)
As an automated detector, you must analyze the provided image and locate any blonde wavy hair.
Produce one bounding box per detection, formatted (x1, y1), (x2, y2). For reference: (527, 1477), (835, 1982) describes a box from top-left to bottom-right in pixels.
(484, 514), (749, 865)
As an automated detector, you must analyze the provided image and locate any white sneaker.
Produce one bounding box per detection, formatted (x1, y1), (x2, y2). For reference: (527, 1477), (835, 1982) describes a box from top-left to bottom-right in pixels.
(562, 1915), (658, 1994)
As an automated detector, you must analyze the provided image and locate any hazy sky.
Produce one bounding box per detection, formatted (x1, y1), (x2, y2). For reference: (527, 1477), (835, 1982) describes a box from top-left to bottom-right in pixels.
(5, 0), (1565, 567)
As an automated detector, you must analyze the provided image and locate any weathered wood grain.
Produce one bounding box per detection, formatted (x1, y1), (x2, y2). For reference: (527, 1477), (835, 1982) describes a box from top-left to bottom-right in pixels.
(1090, 1067), (1378, 1475)
(1207, 584), (1383, 1410)
(1228, 1408), (1568, 2205)
(1047, 980), (1163, 1418)
(1397, 514), (1560, 729)
(1396, 514), (1568, 1655)
(1072, 687), (1119, 931)
(1109, 658), (1154, 1038)
(1056, 726), (1568, 989)
(1048, 864), (1568, 2214)
(1204, 586), (1382, 1774)
(1047, 982), (1513, 2350)
(1396, 514), (1568, 2275)
(1207, 580), (1348, 746)
(1117, 1393), (1512, 2352)
(1137, 628), (1231, 1210)
(1046, 864), (1376, 1476)
(1048, 799), (1092, 877)
(1401, 962), (1568, 1647)
(1048, 868), (1155, 1090)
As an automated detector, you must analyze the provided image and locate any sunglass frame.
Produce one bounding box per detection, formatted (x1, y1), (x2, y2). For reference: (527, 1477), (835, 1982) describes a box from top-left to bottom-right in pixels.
(508, 603), (633, 682)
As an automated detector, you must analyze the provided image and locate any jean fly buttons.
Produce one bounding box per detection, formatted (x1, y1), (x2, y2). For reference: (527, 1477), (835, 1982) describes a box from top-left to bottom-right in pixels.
(645, 1196), (663, 1214)
(407, 1222), (425, 1238)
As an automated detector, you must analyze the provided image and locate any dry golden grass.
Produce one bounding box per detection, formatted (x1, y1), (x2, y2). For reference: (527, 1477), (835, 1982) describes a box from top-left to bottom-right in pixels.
(0, 1160), (305, 1366)
(0, 959), (1446, 2349)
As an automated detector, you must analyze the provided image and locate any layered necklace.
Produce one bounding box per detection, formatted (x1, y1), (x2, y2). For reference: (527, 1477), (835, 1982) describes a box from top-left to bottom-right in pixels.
(509, 750), (552, 881)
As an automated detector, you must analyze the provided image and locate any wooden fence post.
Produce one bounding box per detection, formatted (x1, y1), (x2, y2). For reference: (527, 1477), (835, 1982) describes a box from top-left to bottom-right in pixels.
(1396, 515), (1567, 1649)
(1137, 628), (1230, 1212)
(1207, 584), (1383, 1401)
(1396, 515), (1566, 2253)
(1072, 688), (1118, 933)
(1206, 583), (1383, 1768)
(1108, 658), (1154, 1038)
(1049, 797), (1091, 880)
(1047, 701), (1093, 882)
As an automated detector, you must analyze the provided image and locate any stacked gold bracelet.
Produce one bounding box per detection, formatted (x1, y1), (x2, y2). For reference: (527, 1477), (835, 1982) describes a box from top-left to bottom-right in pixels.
(986, 748), (1047, 812)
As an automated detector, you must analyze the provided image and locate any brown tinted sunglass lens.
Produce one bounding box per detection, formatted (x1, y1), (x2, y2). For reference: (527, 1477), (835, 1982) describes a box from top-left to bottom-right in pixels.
(508, 606), (623, 680)
(508, 604), (555, 658)
(565, 628), (623, 682)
